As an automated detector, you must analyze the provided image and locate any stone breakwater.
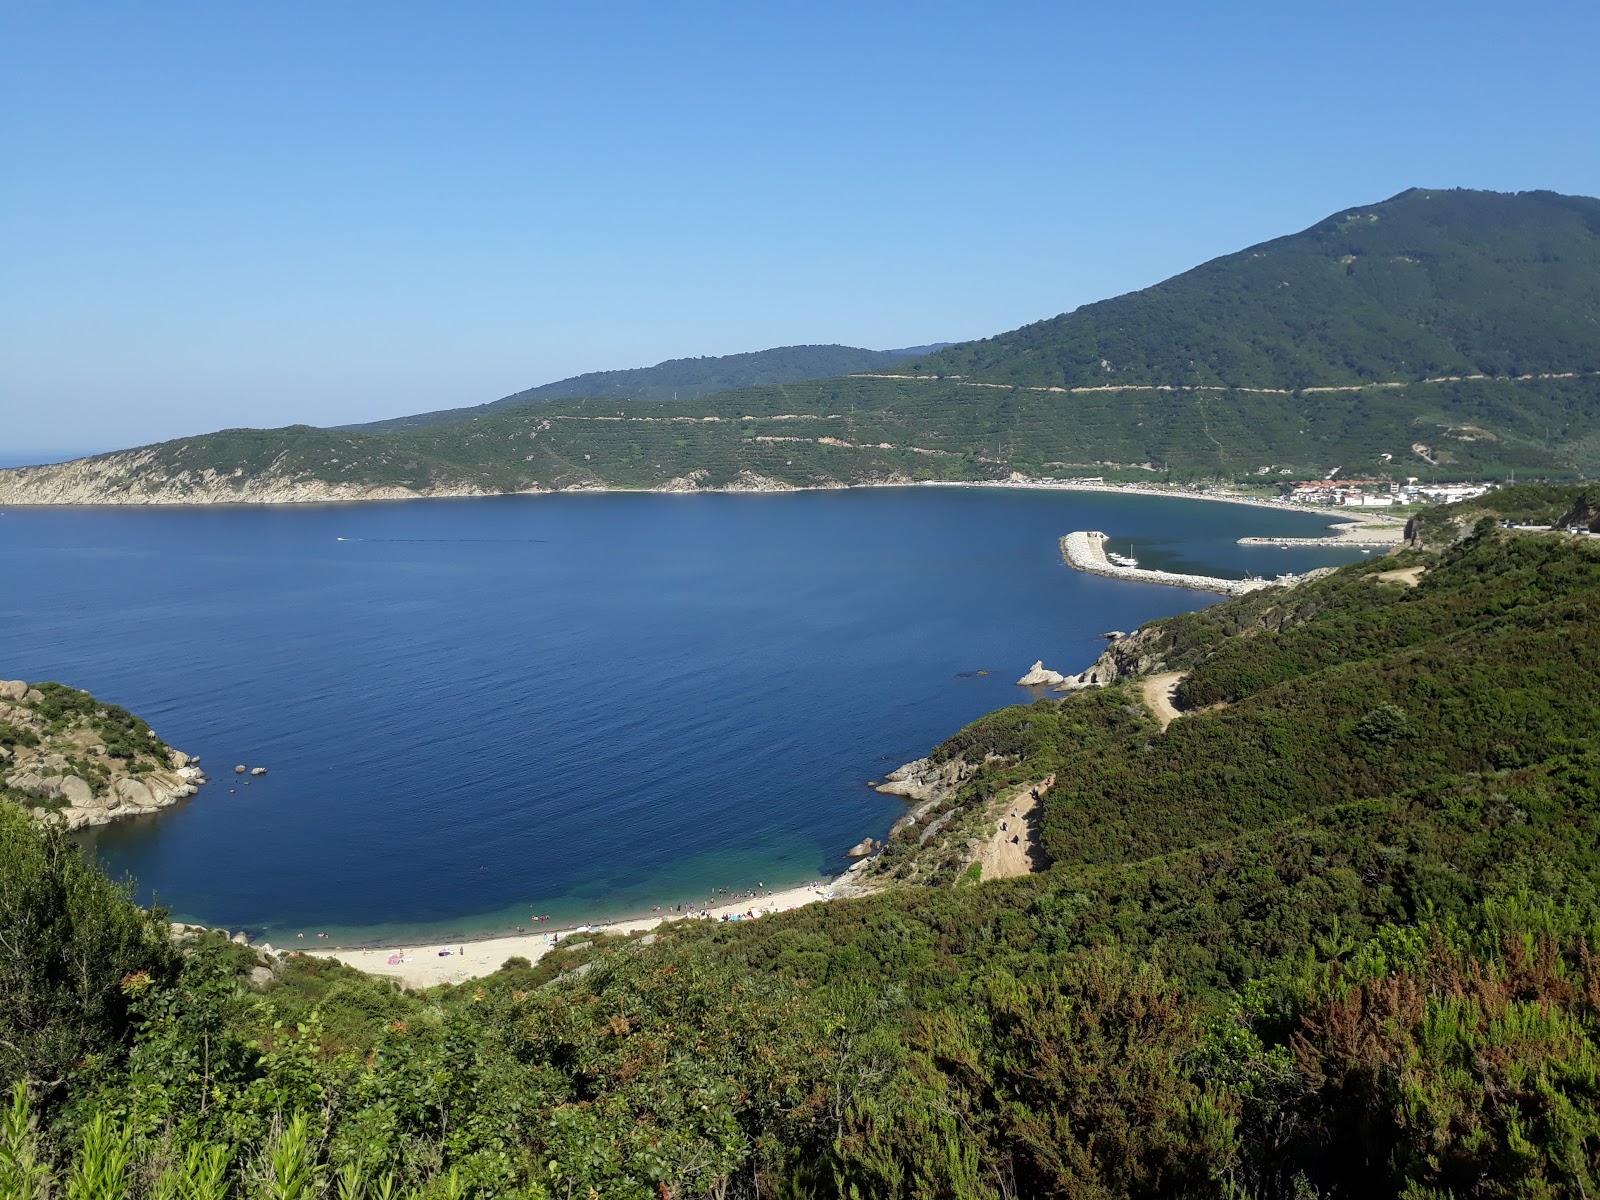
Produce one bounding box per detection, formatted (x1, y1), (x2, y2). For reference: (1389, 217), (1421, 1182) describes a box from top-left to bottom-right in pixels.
(1059, 531), (1276, 596)
(1237, 520), (1405, 549)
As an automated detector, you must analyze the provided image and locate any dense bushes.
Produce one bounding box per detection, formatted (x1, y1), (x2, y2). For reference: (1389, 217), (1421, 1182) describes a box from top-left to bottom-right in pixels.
(0, 804), (175, 1101)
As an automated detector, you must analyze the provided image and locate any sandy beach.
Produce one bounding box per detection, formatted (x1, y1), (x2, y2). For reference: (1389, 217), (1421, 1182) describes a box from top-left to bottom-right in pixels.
(297, 878), (847, 988)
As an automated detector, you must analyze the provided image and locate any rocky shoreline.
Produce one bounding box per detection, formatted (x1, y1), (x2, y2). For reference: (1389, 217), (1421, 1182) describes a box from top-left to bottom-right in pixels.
(0, 679), (206, 829)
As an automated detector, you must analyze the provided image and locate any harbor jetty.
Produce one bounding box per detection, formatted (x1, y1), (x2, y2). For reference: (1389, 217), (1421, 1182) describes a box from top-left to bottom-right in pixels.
(1237, 520), (1404, 549)
(1060, 531), (1277, 596)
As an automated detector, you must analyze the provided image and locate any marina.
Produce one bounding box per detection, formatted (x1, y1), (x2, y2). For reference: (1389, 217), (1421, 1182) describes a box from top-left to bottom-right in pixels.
(1060, 530), (1281, 596)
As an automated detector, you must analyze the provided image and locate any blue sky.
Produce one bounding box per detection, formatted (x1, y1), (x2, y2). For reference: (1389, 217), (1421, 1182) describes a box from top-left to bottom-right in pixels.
(3, 1), (1597, 454)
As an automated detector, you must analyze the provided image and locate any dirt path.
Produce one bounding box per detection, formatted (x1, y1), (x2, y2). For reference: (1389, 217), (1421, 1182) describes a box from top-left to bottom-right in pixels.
(977, 777), (1052, 880)
(1142, 672), (1186, 730)
(1375, 565), (1426, 588)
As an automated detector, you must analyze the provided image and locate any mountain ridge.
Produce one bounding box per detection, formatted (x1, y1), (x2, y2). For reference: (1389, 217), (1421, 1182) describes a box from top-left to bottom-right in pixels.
(335, 343), (954, 435)
(3, 187), (1596, 504)
(896, 187), (1600, 389)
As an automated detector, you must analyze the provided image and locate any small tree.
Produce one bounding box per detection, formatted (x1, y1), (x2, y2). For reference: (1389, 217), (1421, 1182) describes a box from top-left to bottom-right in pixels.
(0, 804), (176, 1098)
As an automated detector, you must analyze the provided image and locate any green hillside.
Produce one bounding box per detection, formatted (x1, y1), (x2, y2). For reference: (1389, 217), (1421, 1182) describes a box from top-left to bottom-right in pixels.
(337, 344), (950, 434)
(2, 189), (1597, 504)
(8, 510), (1600, 1197)
(898, 188), (1600, 389)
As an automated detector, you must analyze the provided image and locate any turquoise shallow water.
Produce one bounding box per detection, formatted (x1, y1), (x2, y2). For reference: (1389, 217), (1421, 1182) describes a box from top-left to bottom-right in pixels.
(0, 488), (1367, 943)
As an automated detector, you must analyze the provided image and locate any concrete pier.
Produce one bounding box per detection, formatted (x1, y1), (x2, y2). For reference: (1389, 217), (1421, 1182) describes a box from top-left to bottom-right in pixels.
(1060, 531), (1276, 596)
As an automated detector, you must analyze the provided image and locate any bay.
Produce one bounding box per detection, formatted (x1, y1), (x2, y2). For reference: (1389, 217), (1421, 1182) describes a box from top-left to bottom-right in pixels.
(0, 487), (1367, 943)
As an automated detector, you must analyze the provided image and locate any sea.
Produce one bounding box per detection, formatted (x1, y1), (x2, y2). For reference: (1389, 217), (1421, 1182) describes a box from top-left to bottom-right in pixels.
(0, 487), (1369, 944)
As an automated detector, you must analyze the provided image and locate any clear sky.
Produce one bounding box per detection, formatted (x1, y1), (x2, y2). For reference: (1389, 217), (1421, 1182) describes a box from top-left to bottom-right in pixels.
(3, 0), (1597, 455)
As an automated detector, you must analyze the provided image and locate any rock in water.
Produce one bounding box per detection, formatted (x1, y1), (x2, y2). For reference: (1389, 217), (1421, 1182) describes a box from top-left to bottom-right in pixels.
(846, 838), (877, 858)
(249, 767), (267, 776)
(234, 764), (247, 774)
(1016, 660), (1068, 686)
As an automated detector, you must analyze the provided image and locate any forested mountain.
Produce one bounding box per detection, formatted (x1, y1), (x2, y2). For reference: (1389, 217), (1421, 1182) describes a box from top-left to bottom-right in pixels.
(896, 188), (1600, 388)
(337, 344), (952, 434)
(2, 188), (1597, 505)
(8, 494), (1600, 1197)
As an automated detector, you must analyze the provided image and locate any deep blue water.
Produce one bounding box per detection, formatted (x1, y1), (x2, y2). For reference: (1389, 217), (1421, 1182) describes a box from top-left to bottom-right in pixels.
(0, 488), (1366, 942)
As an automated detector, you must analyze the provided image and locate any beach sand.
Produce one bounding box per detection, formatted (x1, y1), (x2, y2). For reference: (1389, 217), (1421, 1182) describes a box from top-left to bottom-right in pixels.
(297, 878), (846, 988)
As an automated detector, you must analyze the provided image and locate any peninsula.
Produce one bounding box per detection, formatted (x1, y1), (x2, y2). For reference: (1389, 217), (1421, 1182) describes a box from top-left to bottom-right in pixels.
(0, 679), (205, 827)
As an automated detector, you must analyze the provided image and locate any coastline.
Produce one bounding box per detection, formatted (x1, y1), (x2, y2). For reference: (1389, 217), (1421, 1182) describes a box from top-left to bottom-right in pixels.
(0, 469), (1390, 530)
(44, 480), (1383, 971)
(296, 876), (853, 988)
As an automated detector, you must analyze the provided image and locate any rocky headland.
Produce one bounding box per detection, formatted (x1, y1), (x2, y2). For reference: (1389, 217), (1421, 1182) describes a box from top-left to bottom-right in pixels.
(0, 679), (206, 828)
(0, 452), (507, 506)
(0, 450), (910, 506)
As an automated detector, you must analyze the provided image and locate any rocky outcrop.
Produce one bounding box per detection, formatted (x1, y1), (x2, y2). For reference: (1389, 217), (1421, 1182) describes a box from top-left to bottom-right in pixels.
(1, 679), (207, 828)
(26, 765), (205, 829)
(889, 796), (945, 837)
(659, 469), (801, 494)
(724, 471), (798, 493)
(1053, 626), (1170, 691)
(875, 757), (973, 803)
(659, 468), (712, 492)
(1016, 660), (1068, 687)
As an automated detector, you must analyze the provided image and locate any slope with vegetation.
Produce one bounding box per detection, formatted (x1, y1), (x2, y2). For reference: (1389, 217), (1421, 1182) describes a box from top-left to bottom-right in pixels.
(6, 489), (1600, 1197)
(2, 188), (1596, 505)
(896, 188), (1600, 389)
(338, 344), (951, 435)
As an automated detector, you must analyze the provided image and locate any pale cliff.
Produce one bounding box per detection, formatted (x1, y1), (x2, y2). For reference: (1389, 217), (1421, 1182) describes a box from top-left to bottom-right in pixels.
(0, 451), (507, 506)
(0, 451), (888, 506)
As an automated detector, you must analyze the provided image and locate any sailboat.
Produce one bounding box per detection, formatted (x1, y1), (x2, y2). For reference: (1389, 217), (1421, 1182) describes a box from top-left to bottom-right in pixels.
(1106, 541), (1140, 568)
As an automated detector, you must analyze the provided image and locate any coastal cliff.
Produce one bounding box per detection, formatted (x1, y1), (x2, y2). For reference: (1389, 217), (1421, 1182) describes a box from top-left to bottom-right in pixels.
(0, 448), (910, 505)
(0, 450), (509, 506)
(0, 679), (205, 828)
